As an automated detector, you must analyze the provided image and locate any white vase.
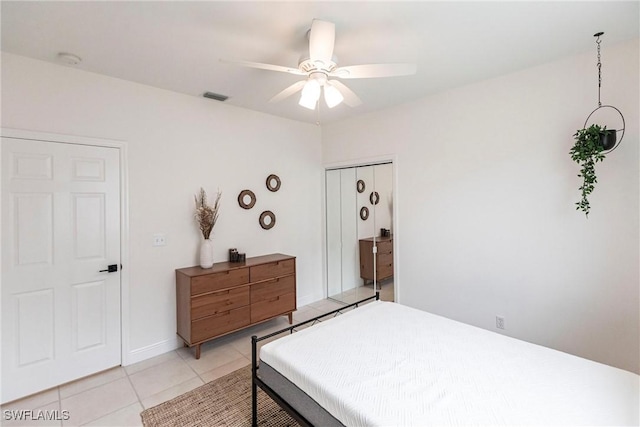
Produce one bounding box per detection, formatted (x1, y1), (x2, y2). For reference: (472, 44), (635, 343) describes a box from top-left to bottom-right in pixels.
(199, 239), (214, 269)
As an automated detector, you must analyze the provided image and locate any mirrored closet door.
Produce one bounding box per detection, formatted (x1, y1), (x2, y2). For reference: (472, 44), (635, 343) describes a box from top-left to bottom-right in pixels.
(326, 163), (394, 303)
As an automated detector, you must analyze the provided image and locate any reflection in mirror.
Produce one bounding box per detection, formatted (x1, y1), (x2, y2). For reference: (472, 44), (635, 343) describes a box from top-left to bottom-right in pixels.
(326, 170), (342, 298)
(340, 168), (359, 295)
(325, 163), (395, 304)
(373, 163), (394, 299)
(369, 191), (380, 205)
(355, 166), (376, 302)
(359, 206), (369, 220)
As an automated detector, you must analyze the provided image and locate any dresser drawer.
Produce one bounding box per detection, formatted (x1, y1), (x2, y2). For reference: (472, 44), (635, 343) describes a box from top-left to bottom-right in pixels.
(377, 264), (394, 280)
(250, 259), (295, 282)
(191, 286), (249, 320)
(377, 252), (393, 268)
(250, 275), (295, 304)
(176, 254), (296, 359)
(191, 268), (249, 295)
(377, 250), (393, 279)
(191, 306), (250, 343)
(251, 292), (295, 323)
(376, 240), (393, 255)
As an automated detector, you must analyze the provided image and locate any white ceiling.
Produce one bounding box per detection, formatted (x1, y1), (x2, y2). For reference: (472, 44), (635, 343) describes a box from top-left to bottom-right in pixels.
(2, 1), (638, 124)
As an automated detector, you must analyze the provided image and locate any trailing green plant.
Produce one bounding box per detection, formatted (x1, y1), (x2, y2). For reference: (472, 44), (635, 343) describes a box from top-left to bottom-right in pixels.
(569, 124), (607, 218)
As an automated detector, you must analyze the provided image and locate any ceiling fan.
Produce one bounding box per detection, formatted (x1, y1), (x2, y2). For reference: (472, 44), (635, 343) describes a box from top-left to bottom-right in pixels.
(222, 19), (417, 110)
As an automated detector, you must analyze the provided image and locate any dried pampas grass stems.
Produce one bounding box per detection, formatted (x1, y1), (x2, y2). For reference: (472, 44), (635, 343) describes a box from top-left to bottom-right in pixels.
(194, 188), (221, 239)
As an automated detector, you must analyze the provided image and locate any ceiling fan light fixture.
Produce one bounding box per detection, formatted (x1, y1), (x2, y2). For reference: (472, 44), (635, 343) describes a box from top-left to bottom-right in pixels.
(225, 19), (414, 112)
(324, 83), (344, 108)
(299, 79), (321, 110)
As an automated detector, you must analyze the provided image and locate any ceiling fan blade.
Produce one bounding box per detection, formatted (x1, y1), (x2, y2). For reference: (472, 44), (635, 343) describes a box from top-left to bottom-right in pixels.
(331, 63), (417, 79)
(309, 19), (335, 67)
(328, 80), (362, 107)
(220, 59), (304, 75)
(269, 80), (307, 103)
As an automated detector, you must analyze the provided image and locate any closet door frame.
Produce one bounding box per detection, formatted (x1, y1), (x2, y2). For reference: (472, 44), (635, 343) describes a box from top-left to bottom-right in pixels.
(323, 154), (399, 303)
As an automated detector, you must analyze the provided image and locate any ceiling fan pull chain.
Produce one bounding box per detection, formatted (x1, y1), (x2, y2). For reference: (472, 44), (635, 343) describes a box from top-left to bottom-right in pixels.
(316, 98), (321, 126)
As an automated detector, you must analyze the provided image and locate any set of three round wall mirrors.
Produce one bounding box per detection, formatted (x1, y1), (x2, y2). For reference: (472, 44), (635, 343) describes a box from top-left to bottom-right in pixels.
(356, 179), (380, 221)
(237, 174), (281, 229)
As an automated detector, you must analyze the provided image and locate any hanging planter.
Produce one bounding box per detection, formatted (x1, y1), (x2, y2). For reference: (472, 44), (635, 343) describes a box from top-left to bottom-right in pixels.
(571, 32), (625, 218)
(582, 102), (625, 153)
(570, 124), (606, 218)
(599, 129), (617, 151)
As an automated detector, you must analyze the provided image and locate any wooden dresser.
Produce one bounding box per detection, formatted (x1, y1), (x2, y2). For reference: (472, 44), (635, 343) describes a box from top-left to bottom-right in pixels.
(176, 253), (296, 359)
(359, 236), (393, 285)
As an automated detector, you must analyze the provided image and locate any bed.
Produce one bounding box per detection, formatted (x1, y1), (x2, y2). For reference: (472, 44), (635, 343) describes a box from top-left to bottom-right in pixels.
(251, 295), (639, 426)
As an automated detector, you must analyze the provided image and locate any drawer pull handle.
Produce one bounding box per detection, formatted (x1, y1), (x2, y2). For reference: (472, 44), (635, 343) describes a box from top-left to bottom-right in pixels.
(269, 296), (280, 302)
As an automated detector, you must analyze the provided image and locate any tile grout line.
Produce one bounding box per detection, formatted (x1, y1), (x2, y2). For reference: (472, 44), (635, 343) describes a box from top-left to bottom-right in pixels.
(124, 350), (183, 377)
(184, 354), (204, 383)
(4, 302), (340, 423)
(124, 369), (144, 405)
(126, 351), (186, 410)
(78, 401), (142, 426)
(68, 375), (140, 427)
(58, 369), (127, 402)
(67, 373), (149, 425)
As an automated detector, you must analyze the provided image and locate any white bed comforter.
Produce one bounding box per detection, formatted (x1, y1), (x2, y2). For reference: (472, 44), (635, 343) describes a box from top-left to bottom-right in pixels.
(260, 301), (639, 426)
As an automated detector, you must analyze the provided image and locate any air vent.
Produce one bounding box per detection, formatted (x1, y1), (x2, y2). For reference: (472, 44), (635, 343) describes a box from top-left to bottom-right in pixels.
(203, 92), (229, 102)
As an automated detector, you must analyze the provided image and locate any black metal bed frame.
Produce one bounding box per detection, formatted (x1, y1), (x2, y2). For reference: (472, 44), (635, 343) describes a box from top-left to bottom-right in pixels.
(251, 292), (380, 427)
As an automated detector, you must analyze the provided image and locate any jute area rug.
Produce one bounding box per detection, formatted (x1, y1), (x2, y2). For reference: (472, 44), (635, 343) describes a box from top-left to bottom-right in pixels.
(140, 365), (299, 427)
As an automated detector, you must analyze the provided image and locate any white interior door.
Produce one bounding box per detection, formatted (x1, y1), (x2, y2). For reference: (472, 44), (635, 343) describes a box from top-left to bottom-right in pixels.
(1, 137), (121, 403)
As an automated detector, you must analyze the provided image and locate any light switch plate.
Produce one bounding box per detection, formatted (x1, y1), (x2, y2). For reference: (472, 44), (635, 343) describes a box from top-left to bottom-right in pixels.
(153, 234), (166, 246)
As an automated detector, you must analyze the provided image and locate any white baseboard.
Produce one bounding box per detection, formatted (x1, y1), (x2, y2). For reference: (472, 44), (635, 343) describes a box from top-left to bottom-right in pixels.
(125, 336), (182, 366)
(297, 291), (326, 308)
(124, 294), (327, 366)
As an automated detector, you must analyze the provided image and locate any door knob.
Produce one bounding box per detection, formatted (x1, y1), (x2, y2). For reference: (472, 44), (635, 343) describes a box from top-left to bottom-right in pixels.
(99, 264), (118, 273)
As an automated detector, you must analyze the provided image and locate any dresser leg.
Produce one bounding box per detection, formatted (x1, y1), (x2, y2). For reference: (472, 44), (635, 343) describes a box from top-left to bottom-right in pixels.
(195, 344), (201, 360)
(288, 312), (293, 324)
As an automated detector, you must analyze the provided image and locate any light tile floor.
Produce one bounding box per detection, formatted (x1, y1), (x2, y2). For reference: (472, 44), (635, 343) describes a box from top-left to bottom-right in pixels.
(0, 298), (349, 427)
(329, 278), (394, 304)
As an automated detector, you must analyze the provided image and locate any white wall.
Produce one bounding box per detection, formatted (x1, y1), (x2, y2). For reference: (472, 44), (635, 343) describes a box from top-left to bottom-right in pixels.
(323, 39), (640, 374)
(1, 53), (324, 363)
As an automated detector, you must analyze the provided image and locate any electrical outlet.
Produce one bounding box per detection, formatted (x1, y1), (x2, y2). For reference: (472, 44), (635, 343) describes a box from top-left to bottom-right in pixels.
(153, 234), (166, 247)
(496, 315), (505, 330)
